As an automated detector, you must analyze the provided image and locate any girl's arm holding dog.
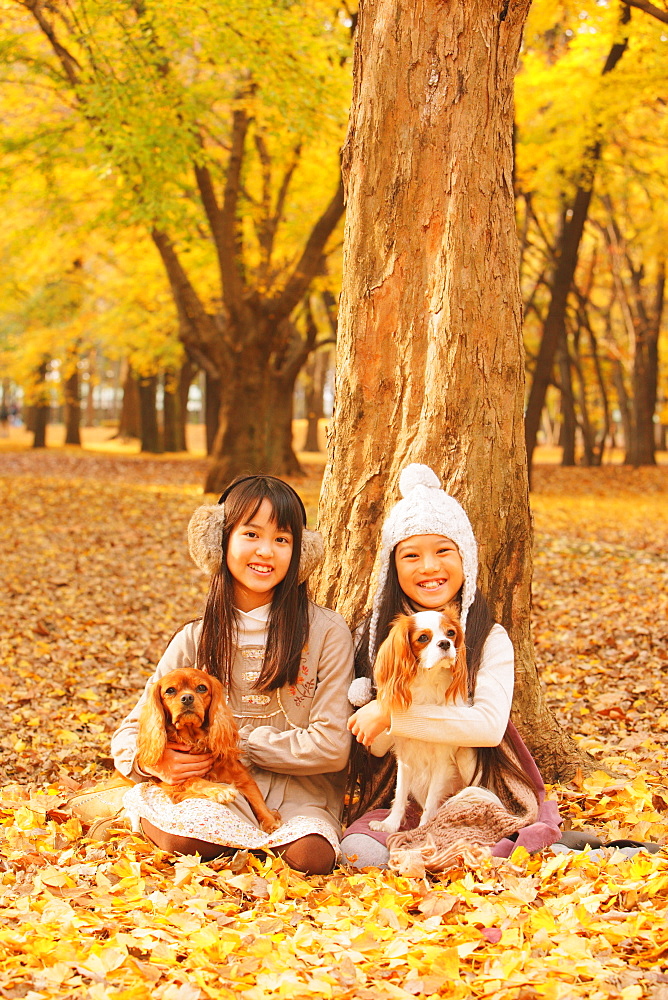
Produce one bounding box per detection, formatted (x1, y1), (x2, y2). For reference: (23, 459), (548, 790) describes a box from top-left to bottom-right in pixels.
(112, 622), (214, 783)
(113, 614), (354, 781)
(349, 624), (513, 749)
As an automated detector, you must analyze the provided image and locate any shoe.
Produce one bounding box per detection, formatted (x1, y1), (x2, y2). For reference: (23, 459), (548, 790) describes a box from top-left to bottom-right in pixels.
(602, 839), (663, 854)
(555, 830), (603, 851)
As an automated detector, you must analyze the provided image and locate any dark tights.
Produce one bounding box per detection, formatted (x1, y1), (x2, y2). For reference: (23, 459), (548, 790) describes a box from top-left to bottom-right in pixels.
(141, 819), (335, 876)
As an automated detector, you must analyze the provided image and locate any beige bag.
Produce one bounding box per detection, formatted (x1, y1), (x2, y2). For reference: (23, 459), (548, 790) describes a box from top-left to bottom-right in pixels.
(67, 774), (134, 826)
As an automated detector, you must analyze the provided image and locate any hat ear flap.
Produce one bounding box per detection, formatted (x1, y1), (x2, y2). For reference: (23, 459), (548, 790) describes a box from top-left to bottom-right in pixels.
(188, 504), (225, 575)
(298, 529), (324, 584)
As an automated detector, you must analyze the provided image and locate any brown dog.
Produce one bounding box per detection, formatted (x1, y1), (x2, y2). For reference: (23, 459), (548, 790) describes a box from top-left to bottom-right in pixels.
(136, 667), (281, 833)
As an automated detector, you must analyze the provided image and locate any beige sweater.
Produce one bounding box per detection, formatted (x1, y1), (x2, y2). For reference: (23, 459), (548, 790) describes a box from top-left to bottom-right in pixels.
(111, 602), (354, 836)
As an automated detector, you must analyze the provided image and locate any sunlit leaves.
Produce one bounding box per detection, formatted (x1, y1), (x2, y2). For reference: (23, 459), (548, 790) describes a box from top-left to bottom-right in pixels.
(1, 452), (668, 997)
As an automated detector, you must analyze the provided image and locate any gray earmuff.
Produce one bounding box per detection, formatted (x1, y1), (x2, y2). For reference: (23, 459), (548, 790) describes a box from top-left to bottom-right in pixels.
(187, 504), (324, 584)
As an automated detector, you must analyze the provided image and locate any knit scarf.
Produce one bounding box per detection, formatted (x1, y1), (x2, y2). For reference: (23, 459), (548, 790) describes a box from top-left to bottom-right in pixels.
(386, 738), (540, 875)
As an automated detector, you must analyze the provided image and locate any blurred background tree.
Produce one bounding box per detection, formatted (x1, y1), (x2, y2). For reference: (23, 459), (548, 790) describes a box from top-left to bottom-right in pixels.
(0, 0), (666, 478)
(2, 0), (351, 481)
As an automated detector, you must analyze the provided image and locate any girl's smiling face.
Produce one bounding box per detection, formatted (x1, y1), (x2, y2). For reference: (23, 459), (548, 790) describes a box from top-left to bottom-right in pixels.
(226, 498), (294, 611)
(394, 534), (464, 609)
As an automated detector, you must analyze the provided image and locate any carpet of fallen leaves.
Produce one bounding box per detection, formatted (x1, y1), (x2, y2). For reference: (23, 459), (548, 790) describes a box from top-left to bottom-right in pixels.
(1, 449), (668, 1000)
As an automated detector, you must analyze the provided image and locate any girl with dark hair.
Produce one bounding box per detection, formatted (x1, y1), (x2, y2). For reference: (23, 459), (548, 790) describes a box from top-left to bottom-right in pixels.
(112, 476), (353, 875)
(340, 464), (560, 870)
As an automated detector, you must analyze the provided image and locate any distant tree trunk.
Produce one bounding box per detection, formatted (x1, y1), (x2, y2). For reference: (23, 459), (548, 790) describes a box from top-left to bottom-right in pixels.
(163, 359), (195, 452)
(626, 262), (664, 466)
(304, 347), (328, 453)
(138, 374), (162, 453)
(31, 362), (49, 449)
(116, 362), (141, 439)
(524, 13), (630, 473)
(84, 349), (97, 426)
(558, 346), (576, 466)
(204, 372), (221, 457)
(613, 359), (633, 457)
(314, 0), (583, 782)
(162, 376), (180, 453)
(179, 357), (196, 451)
(64, 365), (81, 446)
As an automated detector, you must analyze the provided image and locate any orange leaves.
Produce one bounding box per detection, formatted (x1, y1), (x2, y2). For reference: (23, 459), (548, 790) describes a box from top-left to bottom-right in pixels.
(2, 453), (668, 997)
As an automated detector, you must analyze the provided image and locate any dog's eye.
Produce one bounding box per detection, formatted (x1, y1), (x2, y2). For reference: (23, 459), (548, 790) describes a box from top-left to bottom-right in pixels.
(417, 633), (430, 644)
(196, 684), (208, 693)
(446, 629), (457, 639)
(164, 687), (176, 696)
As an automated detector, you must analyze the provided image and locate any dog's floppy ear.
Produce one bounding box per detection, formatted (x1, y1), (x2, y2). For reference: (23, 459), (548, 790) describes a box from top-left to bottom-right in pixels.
(206, 675), (238, 759)
(444, 616), (468, 704)
(373, 614), (419, 711)
(136, 681), (168, 770)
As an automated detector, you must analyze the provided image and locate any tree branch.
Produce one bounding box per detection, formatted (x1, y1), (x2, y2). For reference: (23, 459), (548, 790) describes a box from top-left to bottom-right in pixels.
(22, 0), (82, 87)
(625, 0), (668, 24)
(266, 174), (345, 320)
(219, 104), (251, 316)
(151, 228), (224, 365)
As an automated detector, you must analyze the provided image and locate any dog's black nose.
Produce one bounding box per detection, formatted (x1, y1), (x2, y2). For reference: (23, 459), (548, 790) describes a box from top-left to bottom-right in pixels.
(437, 639), (451, 652)
(180, 693), (195, 706)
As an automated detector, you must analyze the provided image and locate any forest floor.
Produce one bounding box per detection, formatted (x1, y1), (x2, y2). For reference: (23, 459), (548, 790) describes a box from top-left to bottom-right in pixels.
(1, 448), (668, 999)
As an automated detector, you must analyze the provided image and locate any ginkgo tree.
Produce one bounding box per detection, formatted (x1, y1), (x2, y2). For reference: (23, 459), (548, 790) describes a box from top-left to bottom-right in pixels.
(516, 0), (668, 469)
(4, 0), (351, 489)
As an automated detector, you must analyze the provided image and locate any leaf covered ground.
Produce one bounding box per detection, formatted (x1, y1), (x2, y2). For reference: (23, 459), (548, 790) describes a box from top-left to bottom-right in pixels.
(1, 450), (668, 1000)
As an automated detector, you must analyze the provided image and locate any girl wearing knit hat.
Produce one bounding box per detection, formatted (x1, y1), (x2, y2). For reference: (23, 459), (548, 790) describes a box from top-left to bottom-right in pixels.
(111, 475), (354, 875)
(341, 464), (560, 870)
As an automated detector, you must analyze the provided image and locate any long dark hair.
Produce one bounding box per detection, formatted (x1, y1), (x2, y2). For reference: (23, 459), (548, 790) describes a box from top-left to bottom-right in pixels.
(345, 552), (536, 823)
(196, 476), (309, 692)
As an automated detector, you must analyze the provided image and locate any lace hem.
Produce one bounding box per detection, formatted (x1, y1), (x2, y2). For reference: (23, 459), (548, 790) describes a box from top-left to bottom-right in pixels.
(123, 783), (340, 857)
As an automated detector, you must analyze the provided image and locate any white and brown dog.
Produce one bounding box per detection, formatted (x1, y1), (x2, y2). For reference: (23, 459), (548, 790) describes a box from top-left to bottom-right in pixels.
(369, 608), (478, 834)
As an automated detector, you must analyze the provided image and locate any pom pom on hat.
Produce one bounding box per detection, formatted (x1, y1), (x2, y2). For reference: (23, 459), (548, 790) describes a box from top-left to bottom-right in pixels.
(399, 464), (441, 496)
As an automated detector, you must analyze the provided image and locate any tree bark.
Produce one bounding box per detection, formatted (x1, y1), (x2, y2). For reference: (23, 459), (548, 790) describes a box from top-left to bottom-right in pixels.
(64, 365), (81, 446)
(138, 374), (162, 454)
(314, 0), (583, 781)
(204, 322), (307, 493)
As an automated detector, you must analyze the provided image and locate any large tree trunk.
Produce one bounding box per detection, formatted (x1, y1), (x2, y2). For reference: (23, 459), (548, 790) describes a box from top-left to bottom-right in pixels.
(63, 365), (81, 446)
(314, 0), (583, 782)
(205, 341), (304, 493)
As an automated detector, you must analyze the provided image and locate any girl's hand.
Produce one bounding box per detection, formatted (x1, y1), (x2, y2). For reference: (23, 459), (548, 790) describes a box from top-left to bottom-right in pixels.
(348, 701), (391, 747)
(143, 742), (214, 782)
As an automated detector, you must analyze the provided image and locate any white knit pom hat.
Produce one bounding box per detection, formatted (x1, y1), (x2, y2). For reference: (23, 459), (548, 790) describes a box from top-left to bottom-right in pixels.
(368, 464), (478, 661)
